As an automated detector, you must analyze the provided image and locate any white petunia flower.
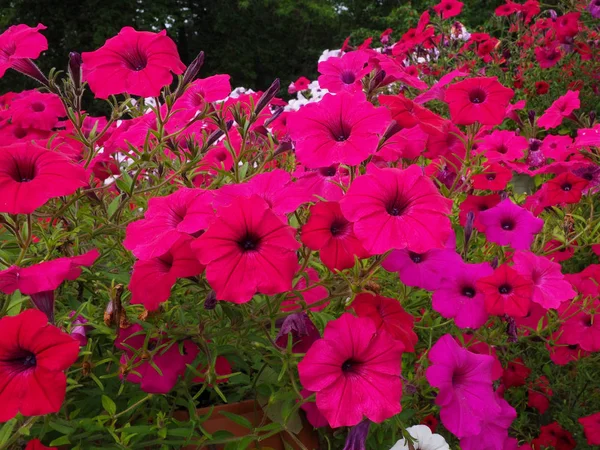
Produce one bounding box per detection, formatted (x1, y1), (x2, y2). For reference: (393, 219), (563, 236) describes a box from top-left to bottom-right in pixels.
(390, 425), (449, 450)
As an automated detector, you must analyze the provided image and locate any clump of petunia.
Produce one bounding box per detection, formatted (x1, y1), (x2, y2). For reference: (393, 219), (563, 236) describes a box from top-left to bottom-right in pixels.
(0, 1), (599, 449)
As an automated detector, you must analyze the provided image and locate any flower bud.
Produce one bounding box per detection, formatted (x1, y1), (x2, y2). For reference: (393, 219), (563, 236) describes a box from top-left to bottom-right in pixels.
(275, 313), (320, 353)
(182, 51), (205, 88)
(343, 420), (371, 450)
(528, 109), (536, 126)
(69, 51), (83, 91)
(253, 78), (280, 119)
(204, 290), (217, 310)
(30, 291), (55, 324)
(463, 211), (475, 253)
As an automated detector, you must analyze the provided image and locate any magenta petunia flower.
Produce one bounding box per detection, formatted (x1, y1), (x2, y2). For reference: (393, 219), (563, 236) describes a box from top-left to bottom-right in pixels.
(192, 195), (300, 303)
(301, 201), (370, 271)
(9, 90), (65, 130)
(287, 92), (390, 168)
(432, 261), (494, 329)
(298, 313), (403, 427)
(433, 0), (464, 19)
(537, 90), (580, 130)
(281, 268), (329, 312)
(0, 142), (88, 214)
(471, 163), (513, 191)
(478, 199), (544, 250)
(124, 188), (215, 260)
(340, 165), (452, 254)
(382, 245), (462, 292)
(558, 299), (600, 352)
(82, 27), (185, 99)
(0, 309), (79, 422)
(478, 130), (528, 163)
(129, 237), (204, 311)
(459, 394), (517, 450)
(425, 334), (500, 438)
(174, 74), (231, 114)
(512, 250), (576, 309)
(293, 165), (348, 202)
(0, 24), (47, 78)
(317, 50), (371, 94)
(444, 77), (514, 126)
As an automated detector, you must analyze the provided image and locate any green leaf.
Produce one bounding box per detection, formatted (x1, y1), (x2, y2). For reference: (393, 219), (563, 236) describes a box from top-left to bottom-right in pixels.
(49, 420), (75, 435)
(219, 411), (253, 429)
(102, 395), (117, 416)
(107, 194), (122, 217)
(0, 419), (17, 446)
(49, 436), (71, 447)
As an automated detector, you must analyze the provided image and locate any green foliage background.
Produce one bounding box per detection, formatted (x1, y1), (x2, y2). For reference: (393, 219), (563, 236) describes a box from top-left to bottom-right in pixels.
(0, 0), (507, 95)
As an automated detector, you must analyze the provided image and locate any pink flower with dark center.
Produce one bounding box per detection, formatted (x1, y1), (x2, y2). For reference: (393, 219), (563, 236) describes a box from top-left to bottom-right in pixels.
(541, 135), (573, 161)
(317, 50), (371, 94)
(478, 199), (544, 250)
(535, 44), (562, 69)
(444, 77), (514, 126)
(425, 334), (500, 438)
(124, 188), (215, 260)
(340, 165), (452, 254)
(459, 194), (501, 232)
(293, 165), (349, 202)
(540, 172), (589, 207)
(174, 74), (231, 113)
(129, 237), (204, 311)
(0, 24), (47, 78)
(192, 195), (300, 303)
(558, 299), (600, 352)
(287, 92), (390, 168)
(9, 90), (65, 130)
(433, 0), (464, 19)
(477, 264), (533, 318)
(512, 250), (576, 309)
(471, 163), (513, 191)
(301, 201), (370, 271)
(537, 90), (580, 130)
(298, 313), (404, 427)
(432, 262), (494, 329)
(82, 27), (185, 99)
(459, 393), (517, 450)
(478, 130), (528, 163)
(0, 142), (87, 214)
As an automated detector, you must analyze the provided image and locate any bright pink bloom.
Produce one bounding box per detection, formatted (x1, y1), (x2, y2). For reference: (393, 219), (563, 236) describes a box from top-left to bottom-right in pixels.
(0, 142), (87, 214)
(129, 237), (204, 311)
(293, 165), (348, 202)
(444, 77), (514, 126)
(281, 268), (329, 312)
(300, 389), (328, 428)
(426, 334), (500, 438)
(547, 330), (588, 365)
(192, 196), (300, 303)
(317, 50), (371, 94)
(478, 130), (528, 162)
(535, 44), (563, 69)
(0, 24), (47, 78)
(579, 412), (600, 446)
(478, 264), (533, 317)
(432, 262), (494, 329)
(512, 250), (576, 309)
(478, 199), (544, 250)
(540, 172), (589, 207)
(460, 394), (517, 450)
(287, 92), (390, 168)
(541, 135), (573, 161)
(340, 165), (452, 254)
(116, 324), (196, 394)
(383, 246), (462, 291)
(124, 188), (215, 260)
(459, 194), (501, 232)
(380, 94), (445, 130)
(462, 335), (503, 380)
(301, 201), (369, 271)
(298, 313), (403, 427)
(82, 27), (185, 99)
(378, 125), (428, 162)
(10, 90), (65, 130)
(558, 299), (600, 352)
(472, 163), (513, 191)
(351, 292), (418, 352)
(433, 0), (464, 19)
(173, 74), (231, 118)
(0, 309), (79, 422)
(537, 90), (580, 130)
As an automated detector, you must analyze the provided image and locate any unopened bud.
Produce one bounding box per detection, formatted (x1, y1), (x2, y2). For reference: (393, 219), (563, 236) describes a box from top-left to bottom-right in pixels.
(69, 52), (83, 91)
(463, 211), (475, 253)
(182, 51), (205, 88)
(253, 79), (280, 119)
(204, 290), (217, 310)
(491, 256), (499, 270)
(528, 110), (536, 126)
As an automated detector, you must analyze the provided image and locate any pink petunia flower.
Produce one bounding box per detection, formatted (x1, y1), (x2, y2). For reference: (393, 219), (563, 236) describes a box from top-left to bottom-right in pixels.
(471, 163), (513, 191)
(82, 27), (185, 99)
(477, 264), (533, 317)
(459, 393), (517, 450)
(340, 165), (452, 254)
(298, 313), (403, 428)
(425, 334), (500, 438)
(537, 90), (580, 130)
(478, 130), (528, 163)
(192, 195), (300, 303)
(351, 292), (418, 352)
(478, 199), (544, 250)
(9, 90), (65, 130)
(129, 237), (204, 311)
(287, 92), (390, 168)
(444, 77), (514, 126)
(0, 24), (47, 79)
(541, 135), (573, 161)
(173, 74), (231, 118)
(539, 172), (589, 207)
(281, 268), (329, 312)
(459, 194), (501, 232)
(293, 165), (348, 202)
(301, 201), (370, 272)
(433, 0), (464, 19)
(0, 142), (88, 214)
(512, 250), (576, 309)
(558, 299), (600, 352)
(317, 50), (371, 94)
(432, 262), (494, 329)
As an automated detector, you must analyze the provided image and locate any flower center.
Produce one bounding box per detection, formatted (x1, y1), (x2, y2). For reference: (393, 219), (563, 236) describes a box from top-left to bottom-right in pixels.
(386, 196), (409, 217)
(561, 183), (572, 191)
(462, 286), (476, 298)
(122, 46), (148, 71)
(31, 102), (45, 112)
(9, 160), (37, 183)
(341, 359), (357, 373)
(501, 219), (515, 230)
(330, 220), (347, 237)
(498, 284), (512, 294)
(469, 88), (487, 104)
(340, 71), (356, 84)
(486, 174), (496, 181)
(238, 232), (260, 252)
(319, 166), (337, 177)
(409, 252), (423, 263)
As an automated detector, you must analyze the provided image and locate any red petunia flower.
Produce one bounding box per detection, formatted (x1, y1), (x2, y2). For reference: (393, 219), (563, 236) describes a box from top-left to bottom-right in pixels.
(0, 309), (79, 422)
(579, 412), (600, 446)
(192, 195), (300, 303)
(301, 201), (370, 271)
(535, 81), (549, 95)
(558, 299), (600, 352)
(317, 50), (371, 94)
(340, 165), (452, 254)
(9, 90), (65, 130)
(477, 264), (533, 317)
(351, 292), (418, 352)
(540, 172), (589, 207)
(25, 439), (53, 450)
(0, 24), (47, 78)
(444, 77), (514, 126)
(535, 44), (562, 69)
(287, 92), (390, 168)
(433, 0), (464, 19)
(472, 163), (513, 191)
(0, 142), (87, 214)
(82, 26), (185, 99)
(532, 422), (575, 450)
(501, 358), (531, 388)
(459, 194), (501, 232)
